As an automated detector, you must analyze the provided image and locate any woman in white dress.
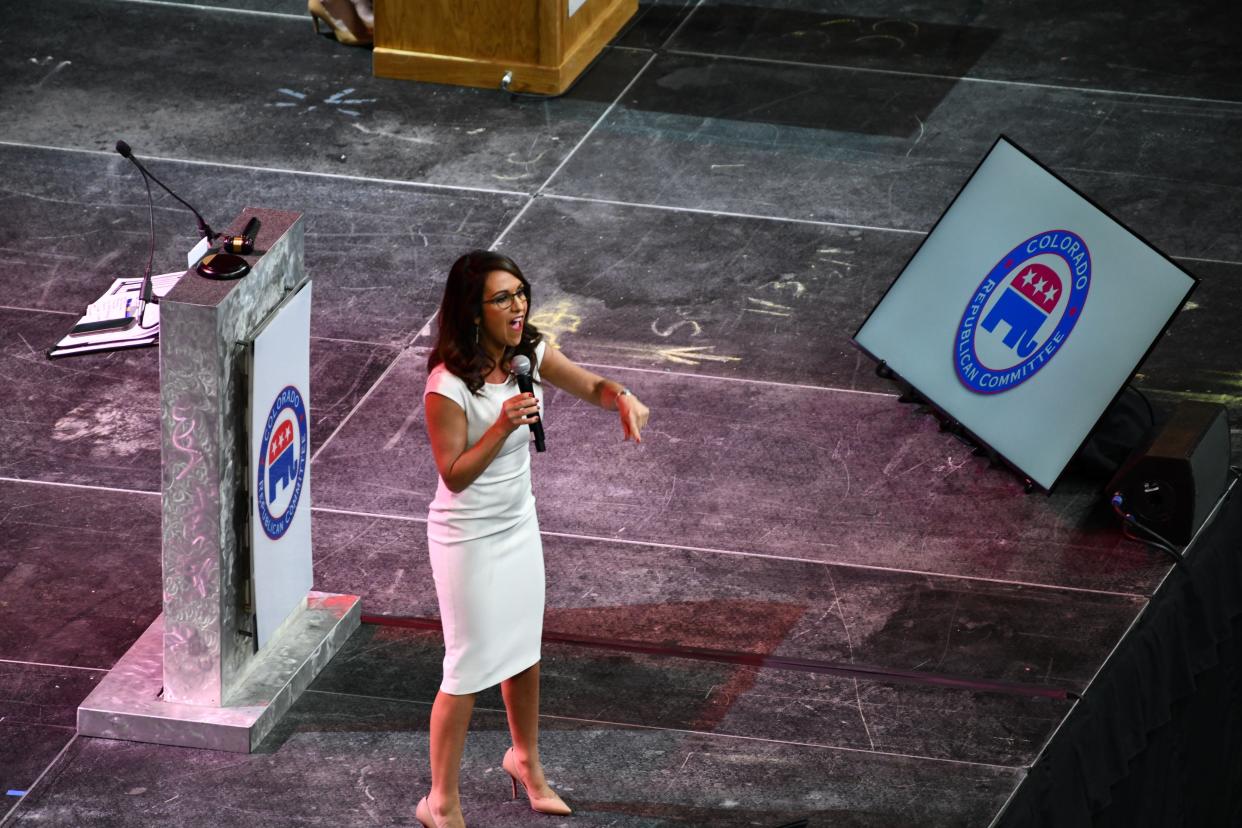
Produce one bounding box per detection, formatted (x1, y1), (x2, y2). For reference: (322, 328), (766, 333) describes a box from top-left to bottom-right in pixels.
(417, 250), (650, 828)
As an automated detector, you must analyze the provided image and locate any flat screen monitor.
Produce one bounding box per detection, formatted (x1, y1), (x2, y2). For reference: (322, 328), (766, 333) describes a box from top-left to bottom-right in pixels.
(853, 136), (1197, 491)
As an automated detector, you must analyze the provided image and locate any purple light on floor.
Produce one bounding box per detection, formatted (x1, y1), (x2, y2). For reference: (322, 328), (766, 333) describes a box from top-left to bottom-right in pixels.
(7, 790), (27, 797)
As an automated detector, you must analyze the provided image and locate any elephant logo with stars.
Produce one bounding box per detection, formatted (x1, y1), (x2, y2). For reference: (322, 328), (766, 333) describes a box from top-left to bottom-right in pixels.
(257, 385), (308, 540)
(955, 230), (1091, 394)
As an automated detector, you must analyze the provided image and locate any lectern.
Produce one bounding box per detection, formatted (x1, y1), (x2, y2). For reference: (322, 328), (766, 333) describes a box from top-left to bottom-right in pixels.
(374, 0), (637, 95)
(77, 209), (361, 753)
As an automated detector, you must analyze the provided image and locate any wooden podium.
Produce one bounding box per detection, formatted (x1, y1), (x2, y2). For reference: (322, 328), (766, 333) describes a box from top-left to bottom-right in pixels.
(374, 0), (637, 95)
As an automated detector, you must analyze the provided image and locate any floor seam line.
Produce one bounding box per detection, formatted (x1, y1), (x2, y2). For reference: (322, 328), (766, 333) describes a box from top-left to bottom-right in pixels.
(0, 140), (528, 199)
(664, 48), (1242, 108)
(0, 477), (160, 497)
(0, 304), (76, 317)
(4, 142), (1232, 265)
(0, 657), (109, 673)
(534, 51), (661, 196)
(106, 0), (308, 22)
(311, 334), (401, 348)
(309, 346), (419, 465)
(571, 361), (897, 395)
(1175, 254), (1242, 267)
(0, 478), (1161, 599)
(987, 773), (1034, 828)
(541, 192), (929, 234)
(659, 0), (707, 50)
(309, 505), (1151, 599)
(488, 197), (536, 251)
(0, 721), (78, 732)
(304, 688), (1020, 771)
(0, 734), (78, 827)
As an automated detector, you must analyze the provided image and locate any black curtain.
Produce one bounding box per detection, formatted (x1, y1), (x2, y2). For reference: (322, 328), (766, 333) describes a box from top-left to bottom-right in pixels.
(1000, 487), (1242, 827)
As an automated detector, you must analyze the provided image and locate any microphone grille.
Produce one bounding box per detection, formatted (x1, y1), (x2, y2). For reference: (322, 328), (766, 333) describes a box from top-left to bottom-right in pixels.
(510, 355), (532, 376)
(115, 140), (132, 158)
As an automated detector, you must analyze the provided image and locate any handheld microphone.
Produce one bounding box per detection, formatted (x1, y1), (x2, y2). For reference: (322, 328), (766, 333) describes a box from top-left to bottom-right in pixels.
(510, 354), (545, 453)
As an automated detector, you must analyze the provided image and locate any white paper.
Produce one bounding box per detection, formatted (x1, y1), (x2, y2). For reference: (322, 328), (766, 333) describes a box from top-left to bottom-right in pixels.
(187, 236), (211, 269)
(50, 271), (184, 355)
(83, 294), (138, 322)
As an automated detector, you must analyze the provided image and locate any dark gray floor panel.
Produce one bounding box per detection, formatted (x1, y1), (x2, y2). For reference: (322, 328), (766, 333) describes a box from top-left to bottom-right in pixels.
(671, 3), (999, 81)
(671, 0), (1242, 102)
(314, 624), (1068, 767)
(0, 308), (401, 487)
(0, 726), (74, 813)
(614, 0), (698, 50)
(6, 684), (1020, 827)
(311, 349), (1172, 594)
(1133, 259), (1242, 430)
(0, 481), (161, 668)
(0, 662), (99, 799)
(314, 509), (1142, 690)
(0, 309), (162, 491)
(545, 52), (1242, 260)
(310, 338), (402, 453)
(0, 661), (104, 729)
(0, 144), (524, 347)
(311, 348), (441, 514)
(498, 195), (916, 390)
(0, 1), (650, 193)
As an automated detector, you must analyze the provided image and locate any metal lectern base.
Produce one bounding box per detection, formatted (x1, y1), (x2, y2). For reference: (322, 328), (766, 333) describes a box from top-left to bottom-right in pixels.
(77, 591), (361, 753)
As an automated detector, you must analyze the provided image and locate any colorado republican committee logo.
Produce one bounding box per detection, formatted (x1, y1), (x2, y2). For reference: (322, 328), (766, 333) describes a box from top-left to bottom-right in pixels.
(257, 385), (308, 540)
(955, 230), (1091, 394)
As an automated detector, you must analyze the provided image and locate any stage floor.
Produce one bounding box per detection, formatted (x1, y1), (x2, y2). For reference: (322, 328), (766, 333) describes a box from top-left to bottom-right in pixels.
(2, 0), (1240, 825)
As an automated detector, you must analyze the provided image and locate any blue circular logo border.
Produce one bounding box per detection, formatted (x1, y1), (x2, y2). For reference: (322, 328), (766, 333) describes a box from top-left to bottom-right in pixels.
(954, 230), (1091, 395)
(256, 385), (308, 540)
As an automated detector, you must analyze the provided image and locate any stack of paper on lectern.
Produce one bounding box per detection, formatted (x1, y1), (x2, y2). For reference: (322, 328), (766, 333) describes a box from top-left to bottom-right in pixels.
(47, 271), (185, 358)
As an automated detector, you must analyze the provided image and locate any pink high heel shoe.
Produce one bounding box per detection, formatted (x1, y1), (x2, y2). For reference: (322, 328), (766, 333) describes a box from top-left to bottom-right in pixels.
(503, 747), (572, 816)
(417, 793), (468, 828)
(415, 796), (439, 828)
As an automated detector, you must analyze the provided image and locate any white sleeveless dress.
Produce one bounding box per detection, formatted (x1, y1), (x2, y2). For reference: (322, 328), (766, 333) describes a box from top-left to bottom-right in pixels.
(423, 341), (547, 694)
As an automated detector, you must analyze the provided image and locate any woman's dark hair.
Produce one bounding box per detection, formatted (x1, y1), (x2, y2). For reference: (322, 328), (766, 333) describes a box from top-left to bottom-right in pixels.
(427, 249), (543, 394)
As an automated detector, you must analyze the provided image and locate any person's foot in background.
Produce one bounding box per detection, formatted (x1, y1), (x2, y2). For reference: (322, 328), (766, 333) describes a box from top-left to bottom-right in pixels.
(351, 0), (374, 35)
(308, 0), (371, 46)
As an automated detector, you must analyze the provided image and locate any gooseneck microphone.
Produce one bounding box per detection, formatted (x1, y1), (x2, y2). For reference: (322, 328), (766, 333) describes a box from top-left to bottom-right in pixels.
(115, 140), (218, 242)
(115, 139), (209, 303)
(510, 355), (545, 453)
(115, 140), (250, 283)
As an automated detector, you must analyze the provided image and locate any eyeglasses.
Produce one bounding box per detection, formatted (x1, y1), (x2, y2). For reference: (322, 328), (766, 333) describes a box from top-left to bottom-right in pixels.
(484, 287), (529, 310)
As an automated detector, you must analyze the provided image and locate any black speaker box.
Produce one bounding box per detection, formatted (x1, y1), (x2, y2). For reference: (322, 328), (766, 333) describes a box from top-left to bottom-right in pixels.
(1108, 401), (1232, 545)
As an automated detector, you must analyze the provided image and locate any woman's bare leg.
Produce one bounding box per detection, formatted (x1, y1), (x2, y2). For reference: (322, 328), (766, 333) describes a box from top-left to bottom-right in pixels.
(428, 690), (475, 826)
(499, 662), (557, 797)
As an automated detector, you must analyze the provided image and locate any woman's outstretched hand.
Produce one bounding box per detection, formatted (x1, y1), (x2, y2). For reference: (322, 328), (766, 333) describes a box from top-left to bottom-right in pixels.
(618, 394), (650, 443)
(499, 392), (540, 435)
